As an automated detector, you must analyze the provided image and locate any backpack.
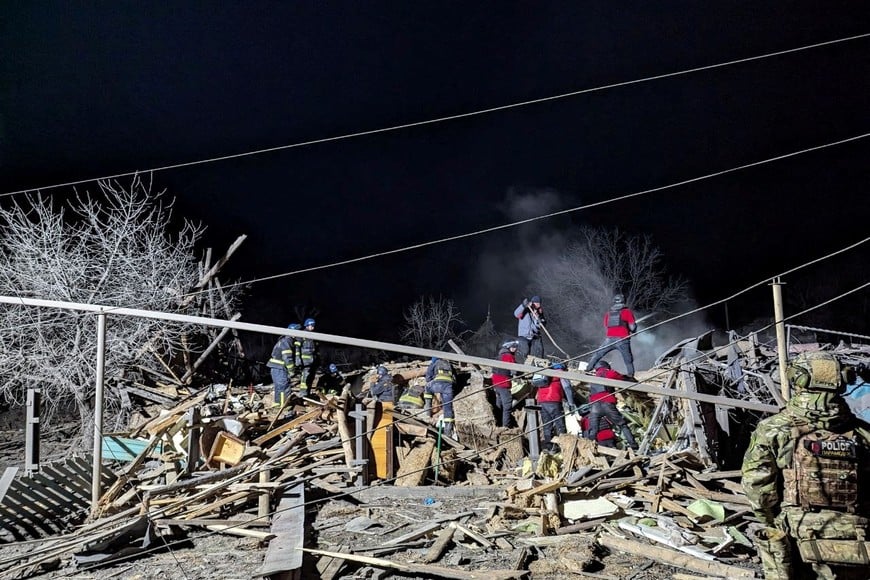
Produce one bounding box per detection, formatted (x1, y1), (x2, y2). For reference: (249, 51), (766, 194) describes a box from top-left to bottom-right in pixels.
(783, 426), (860, 512)
(606, 307), (625, 328)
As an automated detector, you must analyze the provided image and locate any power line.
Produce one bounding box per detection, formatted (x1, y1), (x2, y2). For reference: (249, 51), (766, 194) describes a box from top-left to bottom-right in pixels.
(3, 32), (868, 199)
(194, 130), (870, 293)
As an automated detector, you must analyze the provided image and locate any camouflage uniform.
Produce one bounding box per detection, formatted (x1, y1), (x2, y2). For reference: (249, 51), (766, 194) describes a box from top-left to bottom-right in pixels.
(742, 352), (870, 580)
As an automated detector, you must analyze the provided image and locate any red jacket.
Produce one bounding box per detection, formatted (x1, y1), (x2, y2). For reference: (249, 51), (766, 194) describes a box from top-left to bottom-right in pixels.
(590, 367), (624, 404)
(536, 376), (564, 403)
(603, 307), (636, 338)
(492, 351), (515, 389)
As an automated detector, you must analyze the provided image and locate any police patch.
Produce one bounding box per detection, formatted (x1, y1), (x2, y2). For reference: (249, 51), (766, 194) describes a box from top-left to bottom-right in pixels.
(804, 436), (857, 460)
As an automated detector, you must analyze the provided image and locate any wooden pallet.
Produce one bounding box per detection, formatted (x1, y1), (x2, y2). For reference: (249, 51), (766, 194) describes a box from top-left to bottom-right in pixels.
(0, 454), (117, 541)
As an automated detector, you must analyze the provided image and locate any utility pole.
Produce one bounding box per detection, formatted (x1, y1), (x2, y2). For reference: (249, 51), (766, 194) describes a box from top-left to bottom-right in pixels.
(771, 278), (790, 403)
(91, 311), (107, 516)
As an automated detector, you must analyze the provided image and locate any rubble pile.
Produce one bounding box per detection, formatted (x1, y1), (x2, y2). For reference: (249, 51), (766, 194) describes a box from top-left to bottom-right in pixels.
(2, 331), (869, 579)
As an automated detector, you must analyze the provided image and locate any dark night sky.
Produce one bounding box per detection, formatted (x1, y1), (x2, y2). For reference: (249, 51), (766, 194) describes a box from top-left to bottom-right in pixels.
(2, 3), (869, 345)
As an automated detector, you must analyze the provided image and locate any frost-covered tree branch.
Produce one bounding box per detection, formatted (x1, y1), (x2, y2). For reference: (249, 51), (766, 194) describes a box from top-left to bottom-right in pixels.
(0, 174), (243, 444)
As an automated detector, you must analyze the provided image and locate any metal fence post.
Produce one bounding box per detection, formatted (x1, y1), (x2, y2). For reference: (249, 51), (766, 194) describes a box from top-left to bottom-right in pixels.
(25, 388), (41, 476)
(91, 311), (107, 516)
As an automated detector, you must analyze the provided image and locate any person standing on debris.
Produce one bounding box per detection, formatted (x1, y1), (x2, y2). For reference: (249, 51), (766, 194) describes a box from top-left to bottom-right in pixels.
(742, 351), (870, 580)
(514, 295), (545, 361)
(266, 324), (301, 407)
(424, 357), (456, 438)
(586, 294), (637, 376)
(585, 361), (638, 450)
(492, 340), (520, 427)
(532, 367), (572, 453)
(369, 366), (396, 403)
(581, 414), (617, 447)
(298, 318), (319, 395)
(319, 363), (346, 397)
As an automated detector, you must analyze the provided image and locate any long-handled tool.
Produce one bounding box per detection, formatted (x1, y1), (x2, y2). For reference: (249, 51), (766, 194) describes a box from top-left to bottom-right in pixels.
(528, 307), (571, 358)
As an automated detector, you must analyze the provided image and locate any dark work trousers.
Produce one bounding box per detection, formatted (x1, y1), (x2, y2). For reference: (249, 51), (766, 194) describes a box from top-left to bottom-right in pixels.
(539, 401), (566, 448)
(587, 337), (634, 375)
(494, 386), (513, 427)
(518, 335), (544, 361)
(271, 367), (289, 404)
(588, 401), (637, 449)
(426, 380), (455, 420)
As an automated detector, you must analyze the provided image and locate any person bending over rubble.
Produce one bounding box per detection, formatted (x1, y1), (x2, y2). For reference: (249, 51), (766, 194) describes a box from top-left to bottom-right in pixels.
(492, 340), (520, 427)
(424, 357), (456, 438)
(369, 366), (396, 403)
(742, 351), (870, 580)
(319, 363), (346, 397)
(397, 376), (426, 410)
(584, 361), (638, 450)
(533, 364), (576, 453)
(586, 294), (637, 376)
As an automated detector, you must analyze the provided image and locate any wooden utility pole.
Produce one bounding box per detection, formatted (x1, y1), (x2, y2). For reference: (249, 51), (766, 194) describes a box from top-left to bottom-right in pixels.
(771, 277), (790, 403)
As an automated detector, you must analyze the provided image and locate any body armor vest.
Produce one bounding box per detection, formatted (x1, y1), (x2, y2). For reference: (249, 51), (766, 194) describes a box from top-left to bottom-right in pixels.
(783, 427), (860, 512)
(607, 307), (625, 328)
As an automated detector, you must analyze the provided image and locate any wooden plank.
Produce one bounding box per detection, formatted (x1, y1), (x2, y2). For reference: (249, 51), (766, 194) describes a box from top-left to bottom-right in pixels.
(423, 526), (455, 563)
(257, 483), (305, 578)
(369, 402), (394, 479)
(382, 521), (441, 547)
(317, 543), (349, 580)
(301, 548), (527, 580)
(597, 534), (755, 578)
(0, 467), (18, 503)
(254, 406), (324, 447)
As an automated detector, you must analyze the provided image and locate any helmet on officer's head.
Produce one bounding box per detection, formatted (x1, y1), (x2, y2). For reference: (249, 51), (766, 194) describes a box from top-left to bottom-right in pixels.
(288, 323), (302, 330)
(612, 294), (625, 306)
(595, 360), (611, 370)
(787, 351), (843, 392)
(377, 365), (388, 376)
(328, 363), (339, 374)
(304, 318), (316, 328)
(502, 340), (519, 350)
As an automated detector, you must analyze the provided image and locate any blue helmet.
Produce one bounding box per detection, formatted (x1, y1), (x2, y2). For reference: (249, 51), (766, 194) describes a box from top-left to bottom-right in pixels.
(377, 365), (388, 376)
(288, 323), (302, 330)
(431, 357), (438, 363)
(552, 363), (565, 370)
(328, 363), (339, 374)
(304, 318), (316, 327)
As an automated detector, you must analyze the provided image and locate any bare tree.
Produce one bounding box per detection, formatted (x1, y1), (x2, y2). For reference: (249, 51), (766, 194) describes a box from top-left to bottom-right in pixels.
(400, 296), (465, 350)
(534, 227), (688, 351)
(0, 175), (243, 444)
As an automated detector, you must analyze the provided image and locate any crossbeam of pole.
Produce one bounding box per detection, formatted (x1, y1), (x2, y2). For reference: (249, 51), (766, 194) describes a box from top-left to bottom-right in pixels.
(0, 294), (778, 414)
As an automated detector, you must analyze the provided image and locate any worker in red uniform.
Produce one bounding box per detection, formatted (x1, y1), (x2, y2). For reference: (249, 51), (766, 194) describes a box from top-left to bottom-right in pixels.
(584, 361), (638, 450)
(533, 364), (576, 453)
(586, 294), (637, 376)
(581, 414), (617, 447)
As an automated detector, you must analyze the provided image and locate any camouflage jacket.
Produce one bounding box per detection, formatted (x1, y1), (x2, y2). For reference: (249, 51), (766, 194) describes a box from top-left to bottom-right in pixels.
(741, 390), (870, 527)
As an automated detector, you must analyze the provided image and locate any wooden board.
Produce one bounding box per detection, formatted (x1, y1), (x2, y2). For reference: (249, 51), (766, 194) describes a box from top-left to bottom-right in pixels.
(369, 402), (394, 479)
(256, 483), (305, 579)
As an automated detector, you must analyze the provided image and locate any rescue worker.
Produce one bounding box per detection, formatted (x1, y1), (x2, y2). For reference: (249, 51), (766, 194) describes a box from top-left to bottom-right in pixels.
(397, 377), (426, 410)
(742, 351), (870, 580)
(424, 357), (456, 438)
(492, 340), (520, 427)
(298, 317), (319, 394)
(587, 294), (637, 376)
(585, 361), (638, 449)
(533, 363), (577, 452)
(319, 363), (346, 396)
(266, 324), (300, 407)
(513, 295), (545, 361)
(369, 366), (395, 403)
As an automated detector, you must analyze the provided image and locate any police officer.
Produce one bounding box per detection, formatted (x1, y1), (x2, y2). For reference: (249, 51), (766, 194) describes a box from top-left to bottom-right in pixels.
(266, 323), (301, 406)
(742, 351), (870, 580)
